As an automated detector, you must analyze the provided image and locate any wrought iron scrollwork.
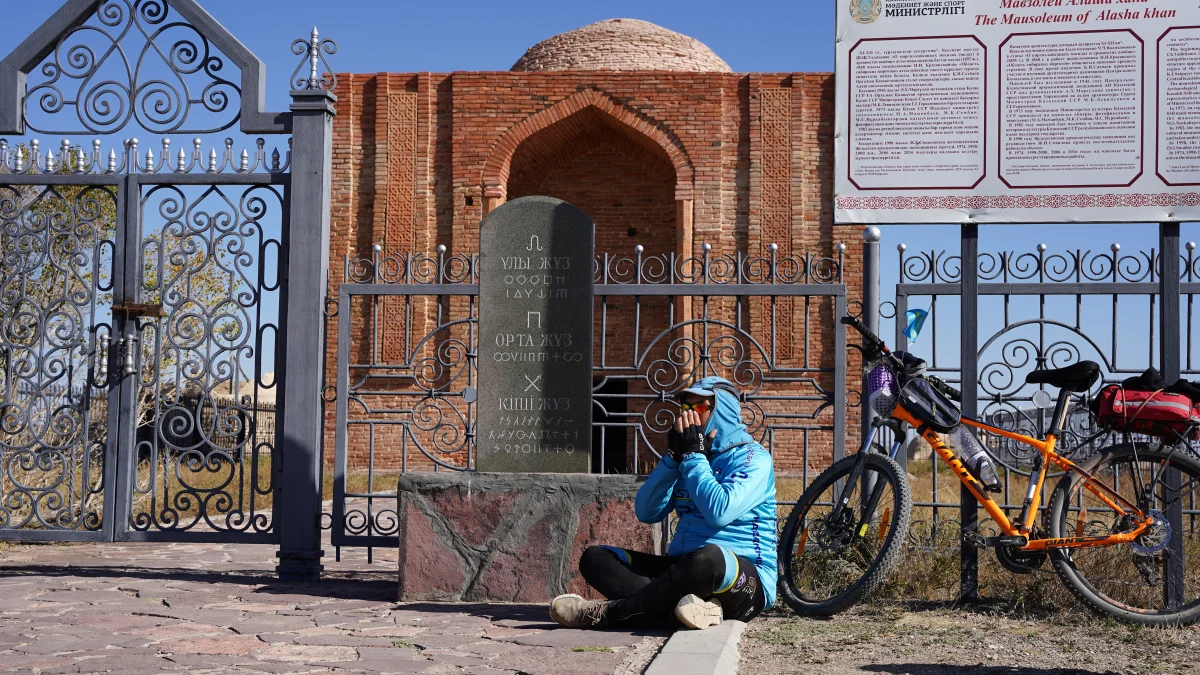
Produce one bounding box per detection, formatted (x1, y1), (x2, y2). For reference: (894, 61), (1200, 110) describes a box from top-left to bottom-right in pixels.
(290, 27), (338, 92)
(594, 243), (844, 285)
(0, 183), (115, 531)
(329, 244), (848, 546)
(900, 241), (1167, 285)
(889, 237), (1200, 548)
(345, 245), (478, 285)
(616, 321), (835, 460)
(129, 183), (281, 533)
(23, 0), (243, 135)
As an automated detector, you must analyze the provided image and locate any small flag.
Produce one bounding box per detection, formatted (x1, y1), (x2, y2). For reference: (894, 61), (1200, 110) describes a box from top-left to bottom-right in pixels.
(903, 308), (929, 343)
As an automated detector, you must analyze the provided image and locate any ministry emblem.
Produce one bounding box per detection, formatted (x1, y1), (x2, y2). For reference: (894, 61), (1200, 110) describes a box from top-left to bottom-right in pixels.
(850, 0), (882, 24)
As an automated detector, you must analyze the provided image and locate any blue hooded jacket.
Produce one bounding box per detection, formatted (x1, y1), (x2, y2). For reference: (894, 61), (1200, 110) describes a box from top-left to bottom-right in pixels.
(634, 377), (778, 609)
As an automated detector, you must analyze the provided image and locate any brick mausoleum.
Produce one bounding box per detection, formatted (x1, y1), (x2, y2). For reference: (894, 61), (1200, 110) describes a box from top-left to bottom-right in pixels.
(325, 19), (857, 474)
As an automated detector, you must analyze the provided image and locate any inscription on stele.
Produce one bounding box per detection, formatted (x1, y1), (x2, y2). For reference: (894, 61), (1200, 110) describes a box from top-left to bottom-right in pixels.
(477, 196), (594, 472)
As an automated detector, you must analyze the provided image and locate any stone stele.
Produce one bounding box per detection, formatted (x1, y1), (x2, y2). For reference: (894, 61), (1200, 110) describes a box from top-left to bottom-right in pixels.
(477, 196), (594, 472)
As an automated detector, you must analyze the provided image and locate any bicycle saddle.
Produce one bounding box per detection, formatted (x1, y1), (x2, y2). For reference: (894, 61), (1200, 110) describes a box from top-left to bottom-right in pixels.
(1024, 361), (1100, 392)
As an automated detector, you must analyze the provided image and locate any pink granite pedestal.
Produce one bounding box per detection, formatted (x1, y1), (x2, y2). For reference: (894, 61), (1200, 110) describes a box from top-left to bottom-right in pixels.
(396, 473), (664, 602)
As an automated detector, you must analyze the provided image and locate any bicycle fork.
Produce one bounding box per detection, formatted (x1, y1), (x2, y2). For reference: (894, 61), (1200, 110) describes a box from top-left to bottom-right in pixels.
(827, 419), (901, 544)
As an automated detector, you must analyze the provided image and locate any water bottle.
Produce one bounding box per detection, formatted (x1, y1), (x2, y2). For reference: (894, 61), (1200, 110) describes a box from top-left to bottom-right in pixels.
(947, 426), (1001, 493)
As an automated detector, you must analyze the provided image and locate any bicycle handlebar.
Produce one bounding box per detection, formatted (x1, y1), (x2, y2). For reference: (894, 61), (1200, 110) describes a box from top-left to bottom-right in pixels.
(841, 315), (964, 403)
(840, 315), (890, 358)
(926, 376), (962, 403)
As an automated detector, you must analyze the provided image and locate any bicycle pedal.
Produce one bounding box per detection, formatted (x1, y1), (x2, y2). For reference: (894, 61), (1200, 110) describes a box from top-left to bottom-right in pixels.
(962, 530), (986, 548)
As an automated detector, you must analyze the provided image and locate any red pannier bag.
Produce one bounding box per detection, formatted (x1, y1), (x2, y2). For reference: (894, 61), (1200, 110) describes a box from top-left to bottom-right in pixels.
(1094, 385), (1200, 441)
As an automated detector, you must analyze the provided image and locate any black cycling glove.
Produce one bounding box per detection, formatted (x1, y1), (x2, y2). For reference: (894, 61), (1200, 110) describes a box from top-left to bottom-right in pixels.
(667, 424), (706, 462)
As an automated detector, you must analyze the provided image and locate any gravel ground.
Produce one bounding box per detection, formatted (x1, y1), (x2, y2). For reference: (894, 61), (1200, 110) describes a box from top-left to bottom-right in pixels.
(740, 604), (1200, 675)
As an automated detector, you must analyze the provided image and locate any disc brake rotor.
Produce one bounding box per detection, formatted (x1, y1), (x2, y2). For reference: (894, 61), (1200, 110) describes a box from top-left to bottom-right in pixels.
(1130, 509), (1172, 556)
(813, 510), (856, 551)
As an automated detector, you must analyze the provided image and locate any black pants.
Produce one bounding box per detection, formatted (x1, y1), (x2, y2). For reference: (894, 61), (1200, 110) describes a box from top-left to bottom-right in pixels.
(578, 544), (766, 627)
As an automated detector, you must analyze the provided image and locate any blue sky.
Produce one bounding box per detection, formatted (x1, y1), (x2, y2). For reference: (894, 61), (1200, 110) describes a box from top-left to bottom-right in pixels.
(2, 1), (1195, 382)
(0, 0), (837, 114)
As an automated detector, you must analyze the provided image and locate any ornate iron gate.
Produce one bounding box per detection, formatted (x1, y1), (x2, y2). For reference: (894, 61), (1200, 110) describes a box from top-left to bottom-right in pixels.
(1, 0), (333, 570)
(326, 243), (850, 554)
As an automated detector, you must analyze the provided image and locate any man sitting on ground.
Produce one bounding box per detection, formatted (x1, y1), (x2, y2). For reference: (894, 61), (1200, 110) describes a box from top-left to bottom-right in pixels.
(548, 376), (778, 630)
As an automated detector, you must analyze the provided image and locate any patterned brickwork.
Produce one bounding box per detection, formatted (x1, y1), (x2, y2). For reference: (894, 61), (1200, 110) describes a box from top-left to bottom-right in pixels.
(759, 87), (794, 361)
(326, 67), (842, 473)
(382, 92), (418, 364)
(386, 93), (417, 249)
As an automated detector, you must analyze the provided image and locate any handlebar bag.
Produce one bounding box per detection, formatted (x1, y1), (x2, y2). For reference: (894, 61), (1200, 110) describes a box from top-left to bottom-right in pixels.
(1094, 385), (1200, 441)
(893, 351), (928, 381)
(898, 377), (961, 433)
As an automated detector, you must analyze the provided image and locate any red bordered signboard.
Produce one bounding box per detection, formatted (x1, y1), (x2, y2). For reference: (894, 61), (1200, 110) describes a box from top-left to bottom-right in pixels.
(835, 0), (1200, 224)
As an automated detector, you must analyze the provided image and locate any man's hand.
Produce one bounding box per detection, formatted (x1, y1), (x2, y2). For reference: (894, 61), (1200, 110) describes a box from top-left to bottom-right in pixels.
(668, 409), (706, 461)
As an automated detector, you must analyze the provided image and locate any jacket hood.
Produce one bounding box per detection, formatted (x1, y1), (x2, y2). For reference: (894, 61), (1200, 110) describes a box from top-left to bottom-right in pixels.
(699, 379), (756, 454)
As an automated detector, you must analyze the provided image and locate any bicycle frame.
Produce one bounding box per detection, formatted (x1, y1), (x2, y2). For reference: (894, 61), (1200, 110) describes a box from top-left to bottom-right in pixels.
(889, 405), (1153, 552)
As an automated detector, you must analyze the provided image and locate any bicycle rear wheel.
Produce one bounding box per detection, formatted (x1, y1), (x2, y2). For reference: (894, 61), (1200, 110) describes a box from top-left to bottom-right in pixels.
(1046, 442), (1200, 626)
(777, 451), (911, 616)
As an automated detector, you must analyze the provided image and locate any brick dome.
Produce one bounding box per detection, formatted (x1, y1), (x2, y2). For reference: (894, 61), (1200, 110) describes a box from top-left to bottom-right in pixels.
(511, 19), (732, 73)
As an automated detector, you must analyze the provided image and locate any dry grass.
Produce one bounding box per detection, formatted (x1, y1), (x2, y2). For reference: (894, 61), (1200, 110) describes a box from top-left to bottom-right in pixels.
(778, 455), (1200, 620)
(2, 450), (408, 533)
(0, 452), (274, 531)
(321, 467), (403, 502)
(128, 453), (274, 529)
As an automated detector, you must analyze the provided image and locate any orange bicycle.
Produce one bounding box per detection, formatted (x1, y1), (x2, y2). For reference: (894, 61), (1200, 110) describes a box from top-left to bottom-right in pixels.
(777, 315), (1200, 626)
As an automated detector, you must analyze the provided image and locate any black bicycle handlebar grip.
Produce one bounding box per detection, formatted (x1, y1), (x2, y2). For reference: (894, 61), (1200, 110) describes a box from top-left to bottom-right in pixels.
(841, 315), (886, 352)
(927, 376), (962, 403)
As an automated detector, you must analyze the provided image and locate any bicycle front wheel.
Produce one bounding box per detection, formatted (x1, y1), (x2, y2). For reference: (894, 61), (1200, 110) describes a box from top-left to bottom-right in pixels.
(1047, 442), (1200, 626)
(777, 452), (911, 616)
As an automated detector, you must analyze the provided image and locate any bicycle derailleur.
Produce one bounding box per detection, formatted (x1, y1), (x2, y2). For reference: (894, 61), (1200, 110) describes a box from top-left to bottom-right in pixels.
(1119, 510), (1172, 586)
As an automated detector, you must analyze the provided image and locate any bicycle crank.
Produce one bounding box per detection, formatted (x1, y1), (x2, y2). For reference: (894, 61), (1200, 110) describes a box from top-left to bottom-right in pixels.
(996, 544), (1047, 574)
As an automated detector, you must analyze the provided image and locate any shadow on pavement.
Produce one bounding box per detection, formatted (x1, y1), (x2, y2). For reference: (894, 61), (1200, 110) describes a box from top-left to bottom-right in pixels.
(372, 602), (668, 633)
(861, 666), (1120, 675)
(0, 564), (398, 601)
(399, 602), (552, 624)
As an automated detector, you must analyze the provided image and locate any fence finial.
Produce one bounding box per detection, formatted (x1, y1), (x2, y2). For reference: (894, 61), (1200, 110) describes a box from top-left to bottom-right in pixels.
(308, 27), (320, 89)
(291, 27), (339, 92)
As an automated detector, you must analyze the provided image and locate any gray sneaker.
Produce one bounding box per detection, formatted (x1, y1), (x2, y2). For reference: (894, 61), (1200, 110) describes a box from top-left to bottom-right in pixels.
(549, 594), (610, 628)
(674, 594), (723, 630)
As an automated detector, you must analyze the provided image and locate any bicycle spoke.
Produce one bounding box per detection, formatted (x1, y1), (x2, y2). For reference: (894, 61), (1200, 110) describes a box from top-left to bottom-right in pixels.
(1061, 452), (1200, 615)
(1159, 474), (1200, 509)
(788, 465), (896, 603)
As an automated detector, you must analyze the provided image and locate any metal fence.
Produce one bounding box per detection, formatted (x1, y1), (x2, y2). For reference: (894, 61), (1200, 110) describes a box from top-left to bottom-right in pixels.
(324, 243), (851, 554)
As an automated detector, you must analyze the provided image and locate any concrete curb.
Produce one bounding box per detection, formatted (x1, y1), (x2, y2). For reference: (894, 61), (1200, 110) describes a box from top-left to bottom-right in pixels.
(644, 620), (745, 675)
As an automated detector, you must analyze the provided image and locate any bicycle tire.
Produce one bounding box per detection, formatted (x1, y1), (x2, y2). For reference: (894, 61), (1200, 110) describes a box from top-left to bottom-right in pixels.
(1046, 442), (1200, 626)
(777, 452), (912, 616)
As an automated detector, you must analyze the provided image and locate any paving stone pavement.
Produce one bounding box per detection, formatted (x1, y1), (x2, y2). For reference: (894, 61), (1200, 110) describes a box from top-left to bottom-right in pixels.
(0, 535), (668, 674)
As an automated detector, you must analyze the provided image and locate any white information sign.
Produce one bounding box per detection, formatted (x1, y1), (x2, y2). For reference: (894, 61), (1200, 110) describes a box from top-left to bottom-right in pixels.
(835, 0), (1200, 224)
